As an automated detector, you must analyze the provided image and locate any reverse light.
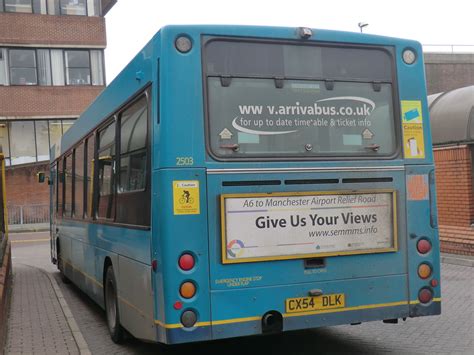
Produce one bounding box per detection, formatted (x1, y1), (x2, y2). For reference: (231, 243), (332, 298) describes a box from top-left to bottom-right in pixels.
(180, 281), (196, 299)
(418, 263), (432, 279)
(418, 288), (433, 304)
(181, 310), (197, 328)
(417, 239), (432, 254)
(179, 253), (195, 271)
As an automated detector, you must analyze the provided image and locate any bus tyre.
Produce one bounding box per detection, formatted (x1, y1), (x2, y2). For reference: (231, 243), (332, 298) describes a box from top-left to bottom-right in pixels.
(57, 250), (70, 284)
(105, 266), (124, 343)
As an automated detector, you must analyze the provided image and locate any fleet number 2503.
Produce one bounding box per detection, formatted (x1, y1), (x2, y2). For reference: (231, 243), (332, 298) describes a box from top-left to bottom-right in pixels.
(176, 157), (194, 166)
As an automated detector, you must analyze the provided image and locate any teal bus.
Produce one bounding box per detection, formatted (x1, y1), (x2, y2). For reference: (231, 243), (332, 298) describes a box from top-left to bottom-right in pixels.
(48, 25), (440, 344)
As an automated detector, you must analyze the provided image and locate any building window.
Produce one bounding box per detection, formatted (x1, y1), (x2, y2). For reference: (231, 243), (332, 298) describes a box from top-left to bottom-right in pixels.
(35, 120), (50, 161)
(0, 49), (8, 86)
(0, 118), (76, 166)
(60, 0), (86, 15)
(50, 49), (65, 86)
(90, 50), (104, 86)
(9, 49), (37, 85)
(65, 50), (91, 85)
(33, 0), (47, 14)
(0, 122), (10, 166)
(0, 48), (104, 86)
(4, 0), (32, 13)
(9, 121), (36, 165)
(2, 0), (100, 14)
(62, 119), (75, 133)
(37, 49), (52, 85)
(49, 119), (63, 148)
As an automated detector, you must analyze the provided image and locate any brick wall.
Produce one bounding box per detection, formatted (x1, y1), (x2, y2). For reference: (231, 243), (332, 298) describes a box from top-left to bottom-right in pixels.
(5, 163), (49, 207)
(0, 12), (106, 47)
(434, 145), (474, 255)
(0, 86), (103, 118)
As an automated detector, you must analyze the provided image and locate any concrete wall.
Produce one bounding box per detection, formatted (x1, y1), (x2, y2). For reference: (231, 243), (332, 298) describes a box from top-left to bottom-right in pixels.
(424, 53), (474, 95)
(434, 145), (474, 255)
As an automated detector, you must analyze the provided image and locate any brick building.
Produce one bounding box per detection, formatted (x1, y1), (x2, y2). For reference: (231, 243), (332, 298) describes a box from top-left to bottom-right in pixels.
(0, 0), (115, 226)
(428, 86), (474, 255)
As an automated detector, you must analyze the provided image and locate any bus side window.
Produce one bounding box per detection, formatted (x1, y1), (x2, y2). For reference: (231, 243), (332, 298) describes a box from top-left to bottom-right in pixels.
(74, 142), (85, 219)
(97, 120), (116, 220)
(85, 135), (94, 218)
(57, 158), (63, 217)
(116, 95), (150, 226)
(64, 153), (73, 217)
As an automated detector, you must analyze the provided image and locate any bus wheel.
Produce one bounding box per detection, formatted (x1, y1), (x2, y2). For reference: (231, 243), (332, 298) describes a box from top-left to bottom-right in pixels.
(57, 248), (70, 284)
(105, 266), (124, 343)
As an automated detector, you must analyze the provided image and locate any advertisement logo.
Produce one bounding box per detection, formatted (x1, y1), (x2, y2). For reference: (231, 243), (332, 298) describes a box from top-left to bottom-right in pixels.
(227, 239), (245, 258)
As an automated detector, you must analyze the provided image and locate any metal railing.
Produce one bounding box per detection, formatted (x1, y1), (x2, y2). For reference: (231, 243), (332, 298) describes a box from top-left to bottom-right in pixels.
(7, 204), (50, 225)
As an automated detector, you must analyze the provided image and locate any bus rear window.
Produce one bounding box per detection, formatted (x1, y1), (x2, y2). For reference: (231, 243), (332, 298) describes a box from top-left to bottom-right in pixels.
(204, 39), (397, 159)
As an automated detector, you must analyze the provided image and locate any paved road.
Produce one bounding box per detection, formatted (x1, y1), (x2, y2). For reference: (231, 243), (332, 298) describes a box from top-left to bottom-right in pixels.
(7, 232), (474, 354)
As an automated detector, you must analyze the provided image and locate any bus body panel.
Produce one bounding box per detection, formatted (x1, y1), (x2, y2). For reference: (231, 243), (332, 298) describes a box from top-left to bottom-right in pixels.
(209, 273), (409, 339)
(154, 168), (212, 341)
(117, 254), (156, 340)
(56, 219), (155, 341)
(207, 169), (407, 289)
(405, 165), (441, 316)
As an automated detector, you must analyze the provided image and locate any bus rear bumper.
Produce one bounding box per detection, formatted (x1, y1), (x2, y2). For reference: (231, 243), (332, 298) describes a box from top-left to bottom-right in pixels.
(161, 301), (440, 344)
(159, 274), (440, 344)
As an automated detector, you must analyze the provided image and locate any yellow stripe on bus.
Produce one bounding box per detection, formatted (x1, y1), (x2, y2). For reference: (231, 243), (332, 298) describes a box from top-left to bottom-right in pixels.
(11, 238), (50, 244)
(154, 299), (441, 329)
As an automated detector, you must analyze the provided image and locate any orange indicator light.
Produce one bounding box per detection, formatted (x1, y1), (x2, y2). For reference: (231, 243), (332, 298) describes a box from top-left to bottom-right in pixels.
(418, 263), (432, 279)
(180, 282), (196, 299)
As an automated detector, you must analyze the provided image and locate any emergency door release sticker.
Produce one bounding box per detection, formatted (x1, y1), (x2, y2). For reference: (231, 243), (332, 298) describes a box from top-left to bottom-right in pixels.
(401, 100), (425, 159)
(173, 181), (200, 215)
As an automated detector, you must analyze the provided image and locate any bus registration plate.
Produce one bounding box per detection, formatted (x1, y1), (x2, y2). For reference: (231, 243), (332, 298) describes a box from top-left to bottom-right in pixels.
(285, 293), (345, 313)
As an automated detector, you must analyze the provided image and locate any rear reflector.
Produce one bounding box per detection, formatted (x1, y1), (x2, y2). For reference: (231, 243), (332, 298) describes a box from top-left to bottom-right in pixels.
(418, 288), (433, 304)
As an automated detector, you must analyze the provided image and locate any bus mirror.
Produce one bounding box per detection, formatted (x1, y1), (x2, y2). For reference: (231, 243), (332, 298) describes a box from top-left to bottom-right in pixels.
(37, 172), (46, 183)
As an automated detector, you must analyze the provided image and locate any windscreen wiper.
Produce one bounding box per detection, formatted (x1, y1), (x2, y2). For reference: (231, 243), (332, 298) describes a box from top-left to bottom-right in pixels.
(220, 143), (240, 152)
(364, 143), (380, 152)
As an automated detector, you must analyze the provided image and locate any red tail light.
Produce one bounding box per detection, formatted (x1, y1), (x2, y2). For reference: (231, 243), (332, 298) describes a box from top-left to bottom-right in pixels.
(179, 253), (195, 271)
(417, 239), (432, 254)
(418, 288), (433, 304)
